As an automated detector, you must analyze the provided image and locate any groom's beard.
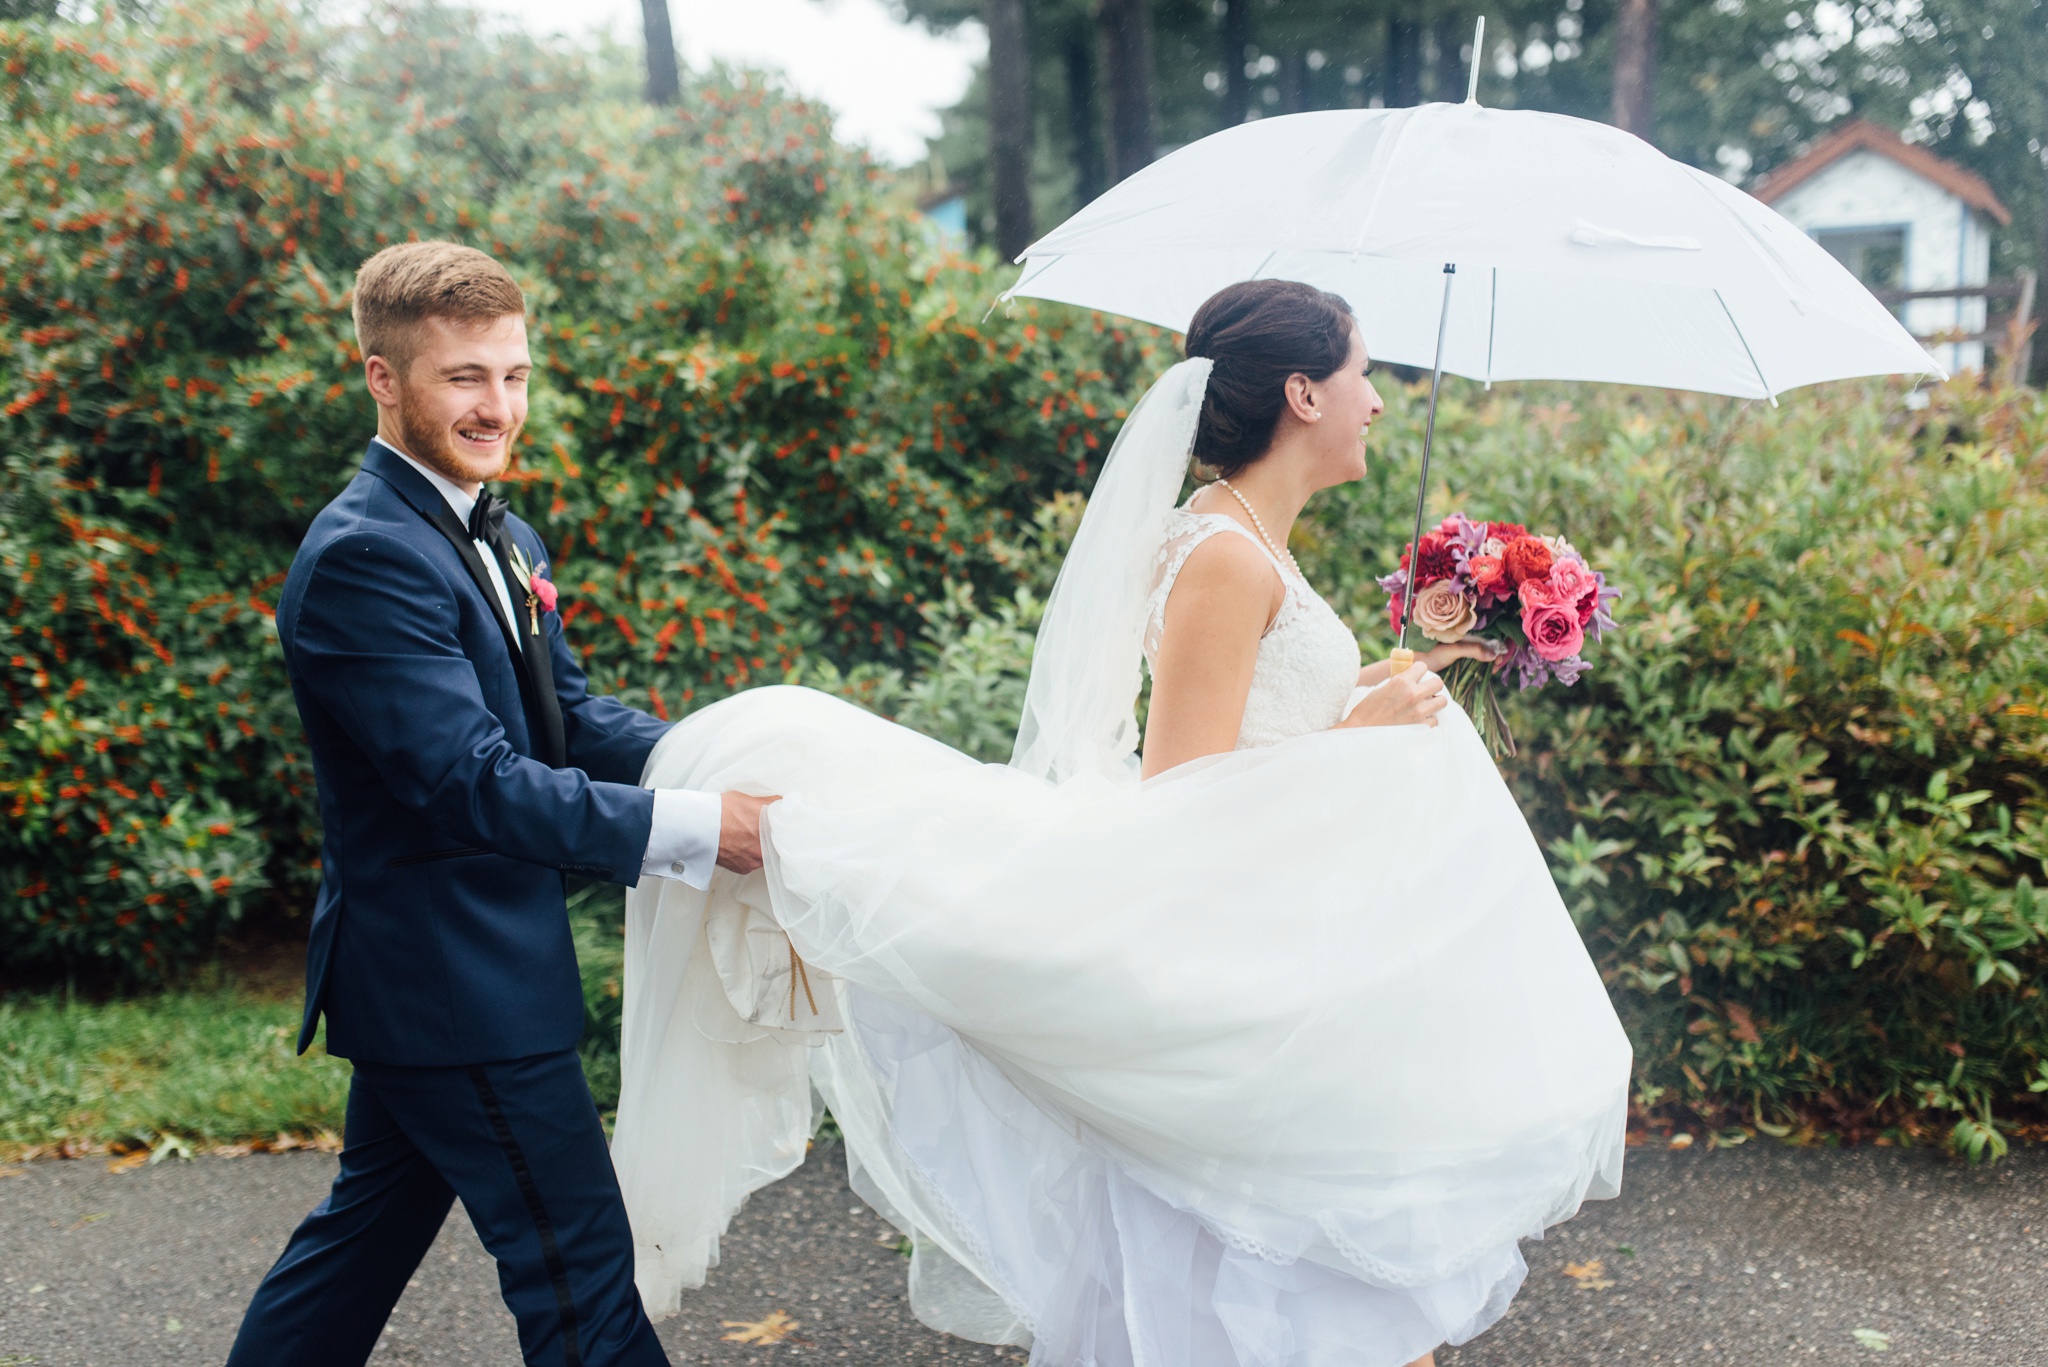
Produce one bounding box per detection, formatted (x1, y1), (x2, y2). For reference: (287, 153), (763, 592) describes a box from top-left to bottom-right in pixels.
(392, 384), (519, 488)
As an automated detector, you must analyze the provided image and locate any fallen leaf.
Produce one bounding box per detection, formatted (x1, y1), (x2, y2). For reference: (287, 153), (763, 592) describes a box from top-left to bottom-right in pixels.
(1852, 1328), (1891, 1352)
(1563, 1259), (1615, 1290)
(721, 1310), (800, 1345)
(0, 1166), (24, 1179)
(1668, 1132), (1694, 1149)
(149, 1133), (194, 1165)
(67, 1211), (111, 1231)
(106, 1151), (149, 1174)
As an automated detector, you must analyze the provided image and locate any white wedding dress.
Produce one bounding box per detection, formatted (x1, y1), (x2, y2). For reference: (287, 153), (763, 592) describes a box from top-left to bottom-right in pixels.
(611, 360), (1631, 1367)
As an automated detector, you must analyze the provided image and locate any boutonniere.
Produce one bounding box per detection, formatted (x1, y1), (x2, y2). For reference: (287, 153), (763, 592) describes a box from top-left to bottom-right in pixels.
(503, 544), (558, 636)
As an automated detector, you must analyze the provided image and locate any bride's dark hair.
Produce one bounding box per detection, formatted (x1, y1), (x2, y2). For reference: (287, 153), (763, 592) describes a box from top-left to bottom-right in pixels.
(1184, 280), (1357, 479)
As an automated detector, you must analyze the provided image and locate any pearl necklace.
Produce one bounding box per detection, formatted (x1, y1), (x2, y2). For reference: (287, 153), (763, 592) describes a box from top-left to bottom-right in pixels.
(1212, 477), (1300, 578)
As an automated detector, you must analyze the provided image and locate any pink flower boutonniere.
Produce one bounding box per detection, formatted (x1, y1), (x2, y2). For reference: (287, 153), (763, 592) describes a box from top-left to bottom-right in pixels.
(504, 545), (557, 636)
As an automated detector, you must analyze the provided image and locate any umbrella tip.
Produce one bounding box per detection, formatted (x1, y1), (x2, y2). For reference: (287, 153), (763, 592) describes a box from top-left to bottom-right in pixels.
(1465, 16), (1486, 104)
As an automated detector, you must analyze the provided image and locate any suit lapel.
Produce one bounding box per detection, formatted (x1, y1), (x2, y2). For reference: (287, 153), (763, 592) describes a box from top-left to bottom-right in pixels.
(486, 532), (569, 769)
(362, 442), (567, 769)
(424, 504), (525, 656)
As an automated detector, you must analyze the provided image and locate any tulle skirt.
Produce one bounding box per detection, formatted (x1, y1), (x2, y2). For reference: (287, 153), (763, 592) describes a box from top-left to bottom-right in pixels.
(611, 685), (1631, 1366)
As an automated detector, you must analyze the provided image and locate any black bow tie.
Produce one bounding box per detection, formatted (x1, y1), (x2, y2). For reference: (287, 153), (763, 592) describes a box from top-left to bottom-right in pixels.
(467, 488), (508, 543)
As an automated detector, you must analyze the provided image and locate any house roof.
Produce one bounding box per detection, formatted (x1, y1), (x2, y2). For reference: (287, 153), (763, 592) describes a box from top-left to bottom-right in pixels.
(1753, 119), (2011, 226)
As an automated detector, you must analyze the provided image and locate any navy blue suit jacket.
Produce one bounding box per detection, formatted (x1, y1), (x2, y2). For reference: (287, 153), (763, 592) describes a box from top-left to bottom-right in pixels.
(277, 442), (671, 1066)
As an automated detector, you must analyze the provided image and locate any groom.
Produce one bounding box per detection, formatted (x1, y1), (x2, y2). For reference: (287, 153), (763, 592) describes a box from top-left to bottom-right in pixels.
(228, 241), (771, 1366)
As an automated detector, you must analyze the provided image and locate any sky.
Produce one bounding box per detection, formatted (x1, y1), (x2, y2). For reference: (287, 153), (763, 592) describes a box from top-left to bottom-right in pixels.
(484, 0), (984, 165)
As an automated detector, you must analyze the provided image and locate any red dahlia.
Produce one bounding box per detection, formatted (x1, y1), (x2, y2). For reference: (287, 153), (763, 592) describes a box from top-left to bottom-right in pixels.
(1400, 531), (1458, 586)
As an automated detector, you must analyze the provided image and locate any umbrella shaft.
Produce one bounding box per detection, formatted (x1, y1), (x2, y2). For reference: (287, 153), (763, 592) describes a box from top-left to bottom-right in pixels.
(1399, 264), (1457, 652)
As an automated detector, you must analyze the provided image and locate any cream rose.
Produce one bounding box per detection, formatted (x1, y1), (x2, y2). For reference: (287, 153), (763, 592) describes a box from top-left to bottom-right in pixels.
(1411, 579), (1478, 642)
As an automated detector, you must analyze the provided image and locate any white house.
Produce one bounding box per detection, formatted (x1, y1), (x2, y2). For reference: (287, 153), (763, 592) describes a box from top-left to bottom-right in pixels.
(1756, 119), (2011, 374)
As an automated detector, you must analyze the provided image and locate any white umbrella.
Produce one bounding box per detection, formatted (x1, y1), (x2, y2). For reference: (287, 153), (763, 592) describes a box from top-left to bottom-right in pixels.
(999, 25), (1942, 656)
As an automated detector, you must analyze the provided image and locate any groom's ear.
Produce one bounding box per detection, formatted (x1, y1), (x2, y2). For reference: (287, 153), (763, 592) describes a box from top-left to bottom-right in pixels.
(363, 351), (404, 409)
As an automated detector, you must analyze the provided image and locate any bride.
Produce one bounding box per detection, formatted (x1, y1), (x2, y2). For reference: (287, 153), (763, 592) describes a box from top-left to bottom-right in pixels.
(610, 280), (1632, 1367)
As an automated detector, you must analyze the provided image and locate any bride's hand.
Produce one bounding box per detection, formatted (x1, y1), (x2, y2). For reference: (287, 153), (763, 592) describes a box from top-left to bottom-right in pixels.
(1339, 661), (1449, 729)
(1354, 638), (1500, 688)
(1419, 638), (1499, 671)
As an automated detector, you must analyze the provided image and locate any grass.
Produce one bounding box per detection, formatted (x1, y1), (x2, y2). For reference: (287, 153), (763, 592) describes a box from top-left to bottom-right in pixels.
(0, 989), (350, 1160)
(0, 890), (630, 1159)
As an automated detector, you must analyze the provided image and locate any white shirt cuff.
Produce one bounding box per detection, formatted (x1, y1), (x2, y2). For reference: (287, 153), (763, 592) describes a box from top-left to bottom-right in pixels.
(642, 788), (721, 889)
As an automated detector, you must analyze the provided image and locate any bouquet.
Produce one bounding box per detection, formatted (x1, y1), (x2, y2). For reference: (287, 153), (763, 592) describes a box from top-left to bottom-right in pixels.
(1378, 513), (1618, 757)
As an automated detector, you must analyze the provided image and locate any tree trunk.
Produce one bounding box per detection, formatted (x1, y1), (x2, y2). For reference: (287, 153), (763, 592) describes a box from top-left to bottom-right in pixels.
(1430, 12), (1466, 103)
(1279, 48), (1309, 114)
(1610, 0), (1658, 140)
(1062, 19), (1107, 206)
(1386, 15), (1422, 109)
(1220, 0), (1252, 126)
(1098, 0), (1156, 182)
(986, 0), (1034, 260)
(2034, 157), (2048, 384)
(639, 0), (681, 107)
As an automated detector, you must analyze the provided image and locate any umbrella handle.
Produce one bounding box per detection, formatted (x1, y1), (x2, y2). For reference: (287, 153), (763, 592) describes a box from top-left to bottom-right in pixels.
(1387, 645), (1418, 676)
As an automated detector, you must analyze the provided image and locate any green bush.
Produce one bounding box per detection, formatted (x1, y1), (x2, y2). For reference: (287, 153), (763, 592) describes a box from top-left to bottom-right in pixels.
(6, 2), (2044, 1158)
(772, 375), (2048, 1154)
(0, 1), (1166, 981)
(1295, 376), (2048, 1156)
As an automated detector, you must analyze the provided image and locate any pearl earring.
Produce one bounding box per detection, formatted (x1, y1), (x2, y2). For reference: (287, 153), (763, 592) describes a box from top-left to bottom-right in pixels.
(1311, 410), (1322, 419)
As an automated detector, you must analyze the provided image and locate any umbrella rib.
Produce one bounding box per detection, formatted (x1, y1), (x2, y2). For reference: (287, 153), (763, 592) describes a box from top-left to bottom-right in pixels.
(1714, 288), (1777, 406)
(1485, 268), (1498, 389)
(1348, 113), (1421, 256)
(999, 255), (1062, 305)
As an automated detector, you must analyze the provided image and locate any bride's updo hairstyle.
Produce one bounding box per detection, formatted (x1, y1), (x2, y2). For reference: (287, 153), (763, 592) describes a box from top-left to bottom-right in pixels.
(1184, 279), (1356, 479)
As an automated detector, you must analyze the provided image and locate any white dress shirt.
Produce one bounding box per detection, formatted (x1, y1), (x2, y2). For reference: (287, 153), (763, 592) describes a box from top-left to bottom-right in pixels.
(373, 436), (720, 887)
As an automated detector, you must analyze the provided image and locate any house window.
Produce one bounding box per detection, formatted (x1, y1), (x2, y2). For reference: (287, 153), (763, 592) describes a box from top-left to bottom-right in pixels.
(1814, 227), (1906, 292)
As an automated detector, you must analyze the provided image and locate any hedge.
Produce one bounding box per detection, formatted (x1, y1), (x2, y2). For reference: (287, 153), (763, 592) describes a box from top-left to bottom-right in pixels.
(1307, 378), (2048, 1156)
(0, 1), (1165, 980)
(5, 3), (2045, 1159)
(708, 375), (2048, 1156)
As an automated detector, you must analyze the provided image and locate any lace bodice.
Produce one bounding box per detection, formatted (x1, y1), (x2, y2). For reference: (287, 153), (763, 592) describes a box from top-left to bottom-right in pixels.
(1142, 506), (1363, 750)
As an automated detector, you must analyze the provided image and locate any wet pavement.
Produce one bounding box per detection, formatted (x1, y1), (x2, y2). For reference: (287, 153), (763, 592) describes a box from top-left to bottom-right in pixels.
(1, 1140), (2040, 1365)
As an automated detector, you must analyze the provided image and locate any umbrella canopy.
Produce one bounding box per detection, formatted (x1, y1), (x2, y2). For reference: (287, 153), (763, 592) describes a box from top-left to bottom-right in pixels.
(1001, 101), (1943, 399)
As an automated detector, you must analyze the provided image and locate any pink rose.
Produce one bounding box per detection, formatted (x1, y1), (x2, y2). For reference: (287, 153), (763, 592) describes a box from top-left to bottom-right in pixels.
(529, 572), (559, 613)
(1544, 558), (1599, 625)
(1516, 574), (1559, 610)
(1522, 599), (1585, 662)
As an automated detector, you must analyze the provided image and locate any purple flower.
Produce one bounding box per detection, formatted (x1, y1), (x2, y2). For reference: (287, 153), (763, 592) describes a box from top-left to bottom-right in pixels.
(1502, 641), (1592, 690)
(1441, 513), (1488, 571)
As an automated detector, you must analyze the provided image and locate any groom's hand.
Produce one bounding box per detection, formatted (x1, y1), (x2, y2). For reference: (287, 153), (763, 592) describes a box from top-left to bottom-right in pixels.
(716, 791), (782, 875)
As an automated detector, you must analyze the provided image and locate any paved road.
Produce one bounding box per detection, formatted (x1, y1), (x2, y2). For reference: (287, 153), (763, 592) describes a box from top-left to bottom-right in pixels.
(1, 1141), (2041, 1365)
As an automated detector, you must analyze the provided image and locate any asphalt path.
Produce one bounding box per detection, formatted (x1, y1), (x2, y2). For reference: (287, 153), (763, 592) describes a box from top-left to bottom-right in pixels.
(1, 1140), (2041, 1365)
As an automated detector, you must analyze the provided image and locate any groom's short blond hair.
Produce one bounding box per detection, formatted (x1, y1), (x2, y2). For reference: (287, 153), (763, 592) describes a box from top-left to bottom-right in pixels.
(352, 241), (526, 376)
